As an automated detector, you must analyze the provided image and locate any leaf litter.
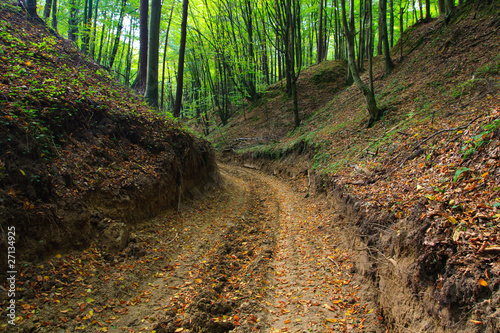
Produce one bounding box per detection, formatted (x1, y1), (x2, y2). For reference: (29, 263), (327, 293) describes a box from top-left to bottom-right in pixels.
(2, 163), (381, 332)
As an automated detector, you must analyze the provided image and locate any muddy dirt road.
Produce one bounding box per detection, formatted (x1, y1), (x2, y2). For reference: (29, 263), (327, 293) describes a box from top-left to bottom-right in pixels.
(2, 164), (381, 332)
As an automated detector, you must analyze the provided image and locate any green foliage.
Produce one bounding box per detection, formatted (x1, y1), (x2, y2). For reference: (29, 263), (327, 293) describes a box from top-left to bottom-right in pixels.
(461, 119), (499, 160)
(453, 167), (469, 183)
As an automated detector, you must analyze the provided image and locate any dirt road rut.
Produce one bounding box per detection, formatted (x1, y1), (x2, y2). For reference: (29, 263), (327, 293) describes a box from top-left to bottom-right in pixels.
(3, 164), (380, 332)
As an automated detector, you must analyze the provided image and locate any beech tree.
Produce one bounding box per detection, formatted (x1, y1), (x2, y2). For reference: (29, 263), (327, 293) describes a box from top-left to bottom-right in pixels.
(340, 0), (380, 127)
(173, 0), (189, 117)
(145, 0), (162, 107)
(131, 0), (148, 92)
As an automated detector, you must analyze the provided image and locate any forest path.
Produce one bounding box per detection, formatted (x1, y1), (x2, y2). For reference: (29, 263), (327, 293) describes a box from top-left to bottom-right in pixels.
(8, 164), (380, 333)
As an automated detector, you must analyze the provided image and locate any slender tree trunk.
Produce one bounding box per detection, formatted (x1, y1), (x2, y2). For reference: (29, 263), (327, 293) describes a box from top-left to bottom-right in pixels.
(109, 0), (126, 70)
(368, 0), (374, 94)
(132, 0), (149, 92)
(161, 4), (175, 111)
(379, 0), (393, 75)
(145, 0), (163, 107)
(82, 0), (89, 53)
(97, 12), (107, 65)
(90, 0), (100, 58)
(340, 0), (380, 127)
(389, 0), (394, 47)
(444, 0), (455, 15)
(357, 0), (365, 71)
(68, 0), (78, 42)
(51, 0), (57, 30)
(437, 0), (445, 15)
(173, 0), (189, 117)
(334, 0), (339, 59)
(425, 0), (431, 20)
(317, 0), (324, 64)
(43, 0), (52, 20)
(399, 0), (404, 61)
(125, 20), (135, 87)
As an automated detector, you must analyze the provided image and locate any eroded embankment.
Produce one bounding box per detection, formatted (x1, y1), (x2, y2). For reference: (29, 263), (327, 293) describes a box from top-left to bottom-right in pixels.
(221, 151), (500, 333)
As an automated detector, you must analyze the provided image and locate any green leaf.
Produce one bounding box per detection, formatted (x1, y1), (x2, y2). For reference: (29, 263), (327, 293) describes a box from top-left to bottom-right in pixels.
(453, 168), (469, 183)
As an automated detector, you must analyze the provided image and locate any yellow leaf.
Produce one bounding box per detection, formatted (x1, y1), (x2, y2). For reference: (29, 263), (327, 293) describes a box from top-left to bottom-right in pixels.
(19, 169), (25, 176)
(447, 216), (457, 224)
(56, 254), (62, 259)
(174, 328), (184, 332)
(479, 279), (488, 287)
(324, 304), (335, 311)
(326, 318), (337, 323)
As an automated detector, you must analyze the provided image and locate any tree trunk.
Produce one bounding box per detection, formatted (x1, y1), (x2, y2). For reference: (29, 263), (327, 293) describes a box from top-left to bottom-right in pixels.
(43, 0), (52, 20)
(379, 0), (393, 75)
(97, 12), (107, 65)
(389, 0), (394, 47)
(340, 0), (380, 127)
(68, 0), (78, 42)
(108, 0), (126, 70)
(357, 0), (365, 71)
(27, 0), (38, 18)
(51, 0), (57, 30)
(425, 0), (431, 21)
(437, 0), (445, 15)
(317, 0), (324, 64)
(161, 5), (175, 111)
(81, 0), (93, 54)
(90, 0), (100, 58)
(131, 0), (149, 92)
(144, 0), (163, 107)
(125, 19), (135, 87)
(173, 0), (189, 117)
(444, 0), (455, 15)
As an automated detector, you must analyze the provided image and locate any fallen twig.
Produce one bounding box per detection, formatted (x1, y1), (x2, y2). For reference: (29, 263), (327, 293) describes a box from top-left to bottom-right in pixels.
(327, 257), (341, 270)
(412, 115), (482, 151)
(166, 233), (179, 245)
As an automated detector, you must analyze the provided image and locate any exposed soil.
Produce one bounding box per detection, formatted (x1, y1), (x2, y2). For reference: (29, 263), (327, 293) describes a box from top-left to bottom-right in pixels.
(0, 4), (216, 271)
(1, 163), (383, 332)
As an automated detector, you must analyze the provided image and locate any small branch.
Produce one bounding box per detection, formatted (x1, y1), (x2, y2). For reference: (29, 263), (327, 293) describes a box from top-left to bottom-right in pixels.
(166, 233), (179, 245)
(328, 257), (341, 270)
(412, 115), (482, 151)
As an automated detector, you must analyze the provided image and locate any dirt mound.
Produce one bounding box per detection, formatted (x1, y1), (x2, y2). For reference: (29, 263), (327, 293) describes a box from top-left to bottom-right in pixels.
(0, 4), (217, 270)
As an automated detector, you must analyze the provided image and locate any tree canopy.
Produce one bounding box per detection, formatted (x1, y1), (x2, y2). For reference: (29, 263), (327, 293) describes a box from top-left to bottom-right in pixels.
(32, 0), (449, 129)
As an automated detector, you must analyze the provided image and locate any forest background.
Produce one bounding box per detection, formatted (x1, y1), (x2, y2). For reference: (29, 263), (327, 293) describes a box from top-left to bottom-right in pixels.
(24, 0), (458, 130)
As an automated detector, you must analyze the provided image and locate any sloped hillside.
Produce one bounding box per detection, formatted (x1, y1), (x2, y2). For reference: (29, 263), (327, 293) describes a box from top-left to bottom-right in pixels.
(0, 4), (216, 270)
(215, 1), (500, 331)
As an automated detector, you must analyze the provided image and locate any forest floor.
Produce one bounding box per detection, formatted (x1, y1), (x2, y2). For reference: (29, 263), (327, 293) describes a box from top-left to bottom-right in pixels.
(1, 163), (382, 333)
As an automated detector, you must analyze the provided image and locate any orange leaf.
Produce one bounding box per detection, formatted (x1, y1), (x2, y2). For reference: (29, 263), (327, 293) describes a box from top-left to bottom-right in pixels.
(479, 279), (488, 287)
